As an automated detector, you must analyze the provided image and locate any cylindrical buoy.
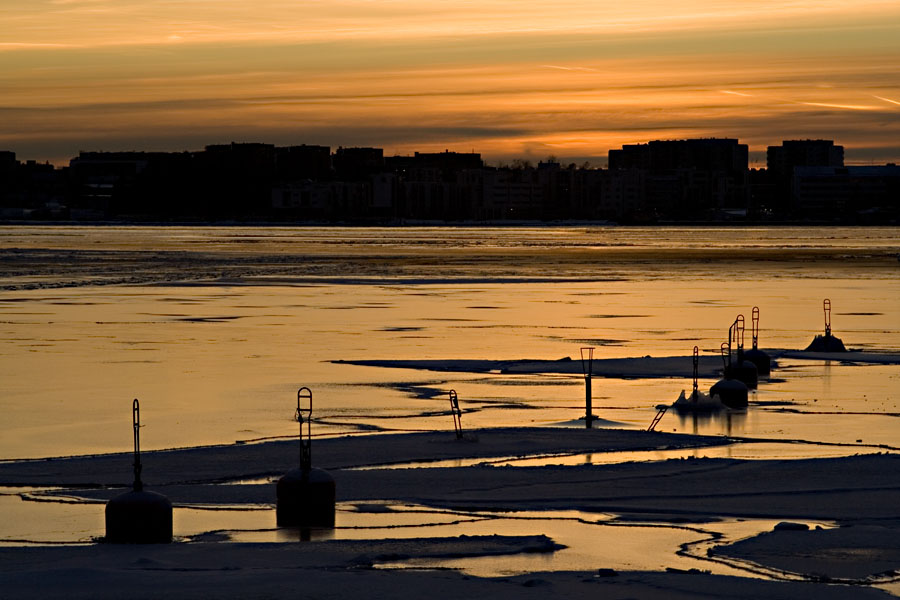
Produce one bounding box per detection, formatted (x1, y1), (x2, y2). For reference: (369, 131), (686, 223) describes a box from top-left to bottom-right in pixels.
(709, 377), (749, 409)
(743, 347), (770, 376)
(105, 399), (172, 543)
(805, 299), (847, 352)
(106, 490), (173, 543)
(727, 359), (758, 389)
(276, 467), (336, 527)
(276, 387), (336, 529)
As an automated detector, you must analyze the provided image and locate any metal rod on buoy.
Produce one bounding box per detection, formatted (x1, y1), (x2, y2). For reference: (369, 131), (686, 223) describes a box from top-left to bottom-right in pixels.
(728, 320), (736, 368)
(105, 398), (172, 543)
(580, 347), (594, 429)
(745, 307), (771, 376)
(692, 346), (699, 402)
(296, 387), (312, 474)
(730, 314), (758, 389)
(751, 307), (760, 350)
(805, 299), (846, 352)
(276, 387), (335, 528)
(449, 390), (463, 439)
(132, 399), (142, 492)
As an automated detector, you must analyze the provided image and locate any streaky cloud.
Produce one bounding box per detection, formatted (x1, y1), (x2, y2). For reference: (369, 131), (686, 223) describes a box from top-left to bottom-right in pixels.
(541, 65), (599, 72)
(800, 101), (878, 111)
(872, 95), (900, 106)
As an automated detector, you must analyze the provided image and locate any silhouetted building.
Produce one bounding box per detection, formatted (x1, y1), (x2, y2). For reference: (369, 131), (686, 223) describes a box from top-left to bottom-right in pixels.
(276, 145), (331, 181)
(609, 138), (748, 172)
(482, 167), (542, 220)
(383, 151), (483, 220)
(767, 140), (844, 178)
(765, 140), (845, 217)
(200, 143), (276, 179)
(196, 143), (277, 217)
(0, 151), (16, 181)
(2, 136), (896, 223)
(413, 151), (482, 172)
(595, 168), (646, 222)
(272, 181), (335, 218)
(333, 147), (384, 181)
(608, 139), (749, 219)
(69, 152), (150, 216)
(67, 151), (195, 219)
(792, 165), (900, 221)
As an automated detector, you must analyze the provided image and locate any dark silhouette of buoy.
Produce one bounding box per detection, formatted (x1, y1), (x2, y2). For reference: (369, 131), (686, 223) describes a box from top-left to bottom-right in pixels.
(690, 345), (700, 403)
(726, 315), (758, 389)
(743, 307), (771, 376)
(105, 399), (173, 544)
(276, 387), (335, 528)
(449, 389), (463, 439)
(805, 299), (847, 352)
(710, 341), (749, 409)
(670, 346), (722, 414)
(580, 347), (596, 428)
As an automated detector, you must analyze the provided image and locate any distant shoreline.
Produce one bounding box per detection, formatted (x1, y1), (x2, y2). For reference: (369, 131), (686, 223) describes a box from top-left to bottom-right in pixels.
(3, 219), (897, 228)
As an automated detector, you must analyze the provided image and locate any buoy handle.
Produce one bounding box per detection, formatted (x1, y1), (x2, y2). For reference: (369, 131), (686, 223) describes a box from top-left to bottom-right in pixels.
(580, 347), (594, 379)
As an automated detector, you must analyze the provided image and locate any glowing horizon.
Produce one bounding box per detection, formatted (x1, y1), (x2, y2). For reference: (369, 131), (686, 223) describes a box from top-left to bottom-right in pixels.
(2, 1), (899, 165)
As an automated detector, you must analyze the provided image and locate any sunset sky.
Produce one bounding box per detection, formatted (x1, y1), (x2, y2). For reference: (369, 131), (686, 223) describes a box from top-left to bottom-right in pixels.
(2, 0), (899, 165)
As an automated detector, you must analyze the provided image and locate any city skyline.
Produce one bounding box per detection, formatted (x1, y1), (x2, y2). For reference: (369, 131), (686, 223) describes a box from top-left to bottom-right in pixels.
(2, 1), (900, 166)
(5, 137), (897, 224)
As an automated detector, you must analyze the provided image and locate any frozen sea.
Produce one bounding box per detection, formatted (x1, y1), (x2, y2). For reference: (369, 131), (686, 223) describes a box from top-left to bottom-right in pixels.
(1, 225), (899, 460)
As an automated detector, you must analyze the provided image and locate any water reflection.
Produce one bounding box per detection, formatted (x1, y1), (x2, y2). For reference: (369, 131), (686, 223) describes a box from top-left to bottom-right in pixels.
(275, 526), (335, 542)
(674, 407), (747, 436)
(1, 226), (898, 462)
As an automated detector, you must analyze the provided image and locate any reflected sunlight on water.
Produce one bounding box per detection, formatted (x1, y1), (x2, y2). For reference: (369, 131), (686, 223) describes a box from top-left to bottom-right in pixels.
(0, 226), (897, 460)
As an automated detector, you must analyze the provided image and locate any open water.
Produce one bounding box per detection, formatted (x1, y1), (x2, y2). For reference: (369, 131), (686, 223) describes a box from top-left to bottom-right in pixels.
(1, 225), (898, 460)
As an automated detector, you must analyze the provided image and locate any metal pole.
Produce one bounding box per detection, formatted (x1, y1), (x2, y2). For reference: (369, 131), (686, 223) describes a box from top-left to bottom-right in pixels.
(751, 307), (760, 350)
(132, 398), (143, 492)
(297, 387), (312, 473)
(580, 347), (594, 429)
(824, 299), (832, 338)
(692, 346), (699, 402)
(449, 390), (462, 439)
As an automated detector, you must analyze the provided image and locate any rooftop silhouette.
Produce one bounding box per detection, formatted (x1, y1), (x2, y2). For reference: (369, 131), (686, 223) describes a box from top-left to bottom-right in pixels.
(1, 138), (897, 224)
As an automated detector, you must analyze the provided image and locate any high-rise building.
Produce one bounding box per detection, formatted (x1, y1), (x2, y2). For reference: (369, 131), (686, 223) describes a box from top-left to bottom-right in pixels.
(767, 140), (844, 178)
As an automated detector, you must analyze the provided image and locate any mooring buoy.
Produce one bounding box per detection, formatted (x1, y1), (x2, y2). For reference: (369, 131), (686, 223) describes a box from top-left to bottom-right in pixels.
(276, 387), (335, 528)
(805, 299), (847, 352)
(710, 341), (749, 408)
(580, 347), (596, 428)
(105, 399), (173, 544)
(726, 315), (758, 390)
